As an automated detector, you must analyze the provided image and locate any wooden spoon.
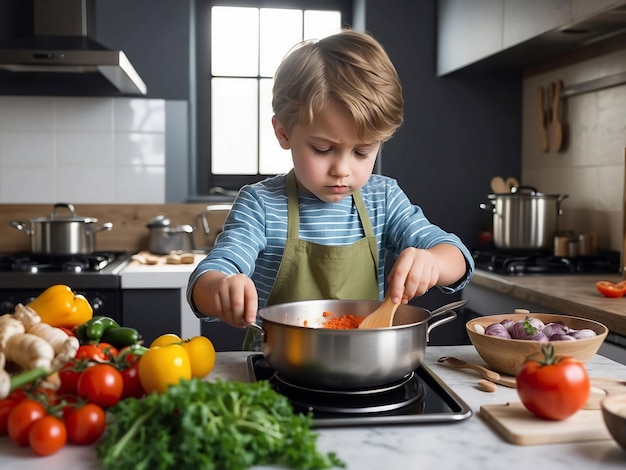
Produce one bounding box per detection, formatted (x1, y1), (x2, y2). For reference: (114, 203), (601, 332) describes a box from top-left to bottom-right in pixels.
(358, 294), (400, 329)
(490, 176), (507, 194)
(437, 356), (516, 387)
(548, 80), (563, 153)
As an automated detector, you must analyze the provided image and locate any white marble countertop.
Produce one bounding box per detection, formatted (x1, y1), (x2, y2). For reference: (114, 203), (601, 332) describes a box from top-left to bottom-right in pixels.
(1, 345), (625, 469)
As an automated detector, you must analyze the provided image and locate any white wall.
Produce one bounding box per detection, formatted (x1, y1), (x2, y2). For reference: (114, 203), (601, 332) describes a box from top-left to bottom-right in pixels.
(0, 96), (166, 203)
(522, 48), (626, 252)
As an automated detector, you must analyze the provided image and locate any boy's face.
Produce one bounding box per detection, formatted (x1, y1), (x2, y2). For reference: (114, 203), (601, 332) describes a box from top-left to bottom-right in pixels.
(272, 100), (380, 203)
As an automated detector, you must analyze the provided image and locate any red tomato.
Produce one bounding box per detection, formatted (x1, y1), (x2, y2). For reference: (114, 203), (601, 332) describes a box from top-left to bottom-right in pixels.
(596, 280), (626, 298)
(516, 344), (590, 420)
(120, 355), (145, 399)
(97, 342), (119, 357)
(75, 344), (109, 362)
(76, 363), (123, 408)
(0, 397), (20, 435)
(65, 403), (106, 445)
(28, 415), (67, 456)
(57, 360), (83, 396)
(7, 399), (47, 446)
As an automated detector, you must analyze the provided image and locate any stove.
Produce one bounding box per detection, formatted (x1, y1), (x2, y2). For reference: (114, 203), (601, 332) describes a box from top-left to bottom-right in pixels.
(0, 251), (131, 320)
(246, 354), (472, 428)
(472, 248), (621, 275)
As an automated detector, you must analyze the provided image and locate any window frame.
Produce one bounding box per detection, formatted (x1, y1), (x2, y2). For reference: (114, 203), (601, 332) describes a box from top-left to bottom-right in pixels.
(194, 0), (353, 196)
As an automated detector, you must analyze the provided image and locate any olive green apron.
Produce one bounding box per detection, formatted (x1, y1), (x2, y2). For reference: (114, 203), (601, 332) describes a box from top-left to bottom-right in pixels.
(243, 170), (379, 350)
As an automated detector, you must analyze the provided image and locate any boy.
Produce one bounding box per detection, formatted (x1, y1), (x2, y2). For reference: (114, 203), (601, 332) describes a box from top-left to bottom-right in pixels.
(187, 29), (474, 346)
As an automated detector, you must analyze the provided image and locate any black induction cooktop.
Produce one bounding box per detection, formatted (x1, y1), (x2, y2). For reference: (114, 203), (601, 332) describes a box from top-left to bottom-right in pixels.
(246, 354), (472, 428)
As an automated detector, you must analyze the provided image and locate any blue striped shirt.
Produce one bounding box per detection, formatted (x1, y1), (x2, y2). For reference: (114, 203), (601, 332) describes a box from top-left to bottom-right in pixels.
(187, 173), (474, 316)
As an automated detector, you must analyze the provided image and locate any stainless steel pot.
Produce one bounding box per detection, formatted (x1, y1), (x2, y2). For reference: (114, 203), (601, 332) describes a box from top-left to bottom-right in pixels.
(247, 299), (467, 389)
(481, 186), (568, 250)
(11, 203), (113, 255)
(146, 215), (194, 255)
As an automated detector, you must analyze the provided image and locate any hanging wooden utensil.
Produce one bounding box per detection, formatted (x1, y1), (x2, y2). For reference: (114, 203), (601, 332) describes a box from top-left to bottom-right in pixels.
(536, 86), (548, 152)
(549, 80), (564, 153)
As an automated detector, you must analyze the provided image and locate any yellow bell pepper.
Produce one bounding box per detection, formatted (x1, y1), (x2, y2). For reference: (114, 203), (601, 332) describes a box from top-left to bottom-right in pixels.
(26, 284), (93, 328)
(138, 344), (192, 394)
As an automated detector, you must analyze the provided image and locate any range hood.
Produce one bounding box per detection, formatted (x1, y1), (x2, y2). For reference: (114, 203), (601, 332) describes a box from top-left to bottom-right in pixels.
(0, 0), (147, 95)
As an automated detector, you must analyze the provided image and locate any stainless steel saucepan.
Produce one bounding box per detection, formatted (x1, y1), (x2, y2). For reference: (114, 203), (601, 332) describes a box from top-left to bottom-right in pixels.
(11, 203), (112, 255)
(247, 299), (467, 389)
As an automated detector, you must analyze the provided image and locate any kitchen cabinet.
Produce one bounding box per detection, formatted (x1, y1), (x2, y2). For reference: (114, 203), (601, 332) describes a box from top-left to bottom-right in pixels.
(437, 0), (626, 76)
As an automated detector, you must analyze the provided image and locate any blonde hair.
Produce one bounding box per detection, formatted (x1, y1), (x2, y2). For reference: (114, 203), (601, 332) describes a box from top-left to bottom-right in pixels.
(272, 29), (403, 143)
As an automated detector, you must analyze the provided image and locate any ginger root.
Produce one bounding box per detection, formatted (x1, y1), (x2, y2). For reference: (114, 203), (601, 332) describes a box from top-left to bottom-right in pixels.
(5, 333), (55, 370)
(0, 314), (26, 351)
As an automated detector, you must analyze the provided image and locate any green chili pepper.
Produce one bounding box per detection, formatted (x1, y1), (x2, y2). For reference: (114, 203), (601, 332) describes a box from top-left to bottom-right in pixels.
(101, 326), (141, 348)
(85, 316), (120, 341)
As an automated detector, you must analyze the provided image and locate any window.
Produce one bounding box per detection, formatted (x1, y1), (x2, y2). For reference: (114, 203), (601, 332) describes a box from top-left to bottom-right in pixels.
(194, 1), (353, 195)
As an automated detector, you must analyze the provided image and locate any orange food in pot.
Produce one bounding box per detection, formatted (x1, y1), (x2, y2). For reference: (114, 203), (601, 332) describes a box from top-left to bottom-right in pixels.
(322, 313), (366, 329)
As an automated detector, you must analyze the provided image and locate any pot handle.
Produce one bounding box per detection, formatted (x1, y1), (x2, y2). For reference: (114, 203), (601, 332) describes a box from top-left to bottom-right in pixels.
(92, 222), (113, 234)
(479, 202), (495, 213)
(426, 299), (468, 341)
(246, 322), (266, 343)
(510, 185), (538, 195)
(10, 220), (32, 236)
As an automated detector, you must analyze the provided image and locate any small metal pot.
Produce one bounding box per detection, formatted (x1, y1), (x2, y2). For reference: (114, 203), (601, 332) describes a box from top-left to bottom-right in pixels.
(481, 186), (568, 250)
(146, 215), (194, 255)
(247, 299), (466, 389)
(11, 203), (113, 255)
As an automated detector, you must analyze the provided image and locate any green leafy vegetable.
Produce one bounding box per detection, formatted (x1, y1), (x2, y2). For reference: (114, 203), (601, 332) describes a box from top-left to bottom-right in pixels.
(96, 378), (345, 470)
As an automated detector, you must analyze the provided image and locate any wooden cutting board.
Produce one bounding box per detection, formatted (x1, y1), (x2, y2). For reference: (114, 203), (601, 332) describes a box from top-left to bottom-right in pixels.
(480, 402), (611, 445)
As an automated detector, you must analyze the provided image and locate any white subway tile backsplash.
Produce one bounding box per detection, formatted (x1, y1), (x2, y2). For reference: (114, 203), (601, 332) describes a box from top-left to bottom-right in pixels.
(56, 132), (115, 166)
(0, 165), (56, 202)
(0, 96), (166, 203)
(0, 132), (55, 166)
(54, 97), (114, 132)
(56, 166), (117, 203)
(0, 96), (54, 131)
(115, 132), (165, 166)
(114, 98), (165, 132)
(116, 166), (165, 203)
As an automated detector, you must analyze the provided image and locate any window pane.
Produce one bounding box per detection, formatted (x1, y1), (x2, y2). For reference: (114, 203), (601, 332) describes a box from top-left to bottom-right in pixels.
(259, 78), (292, 174)
(211, 78), (258, 174)
(304, 10), (342, 40)
(259, 9), (303, 78)
(212, 7), (259, 76)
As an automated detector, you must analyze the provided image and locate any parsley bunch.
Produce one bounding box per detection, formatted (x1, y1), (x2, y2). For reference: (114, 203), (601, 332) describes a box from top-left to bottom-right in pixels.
(96, 378), (344, 470)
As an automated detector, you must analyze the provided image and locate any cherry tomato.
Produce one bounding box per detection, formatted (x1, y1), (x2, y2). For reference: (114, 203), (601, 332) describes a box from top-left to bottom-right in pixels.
(57, 360), (83, 396)
(65, 403), (106, 445)
(75, 344), (109, 362)
(97, 342), (119, 358)
(120, 354), (145, 399)
(7, 399), (47, 446)
(77, 363), (123, 408)
(595, 280), (626, 298)
(0, 397), (20, 435)
(28, 415), (67, 456)
(516, 344), (590, 420)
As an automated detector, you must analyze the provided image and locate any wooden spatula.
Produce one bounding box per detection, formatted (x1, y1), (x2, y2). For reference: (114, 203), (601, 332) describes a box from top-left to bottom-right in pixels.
(358, 294), (400, 329)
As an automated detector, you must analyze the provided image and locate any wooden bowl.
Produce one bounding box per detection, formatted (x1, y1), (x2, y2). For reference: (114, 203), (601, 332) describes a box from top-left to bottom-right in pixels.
(466, 313), (608, 376)
(602, 393), (626, 452)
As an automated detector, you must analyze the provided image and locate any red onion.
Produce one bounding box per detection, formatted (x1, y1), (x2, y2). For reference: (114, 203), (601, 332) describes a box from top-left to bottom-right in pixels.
(485, 323), (511, 339)
(570, 328), (597, 340)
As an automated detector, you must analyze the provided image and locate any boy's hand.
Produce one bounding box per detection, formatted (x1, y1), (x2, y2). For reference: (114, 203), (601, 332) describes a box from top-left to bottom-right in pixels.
(386, 248), (438, 304)
(194, 272), (258, 327)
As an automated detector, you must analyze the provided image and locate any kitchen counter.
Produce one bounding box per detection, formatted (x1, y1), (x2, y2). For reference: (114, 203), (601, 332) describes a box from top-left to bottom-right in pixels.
(468, 270), (626, 337)
(120, 253), (204, 339)
(1, 345), (625, 469)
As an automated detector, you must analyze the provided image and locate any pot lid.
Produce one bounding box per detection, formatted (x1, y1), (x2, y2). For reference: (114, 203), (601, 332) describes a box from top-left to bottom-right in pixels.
(31, 203), (98, 223)
(146, 214), (171, 228)
(488, 185), (566, 199)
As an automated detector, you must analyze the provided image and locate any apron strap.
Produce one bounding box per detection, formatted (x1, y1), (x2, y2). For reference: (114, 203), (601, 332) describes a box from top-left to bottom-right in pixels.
(285, 168), (378, 268)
